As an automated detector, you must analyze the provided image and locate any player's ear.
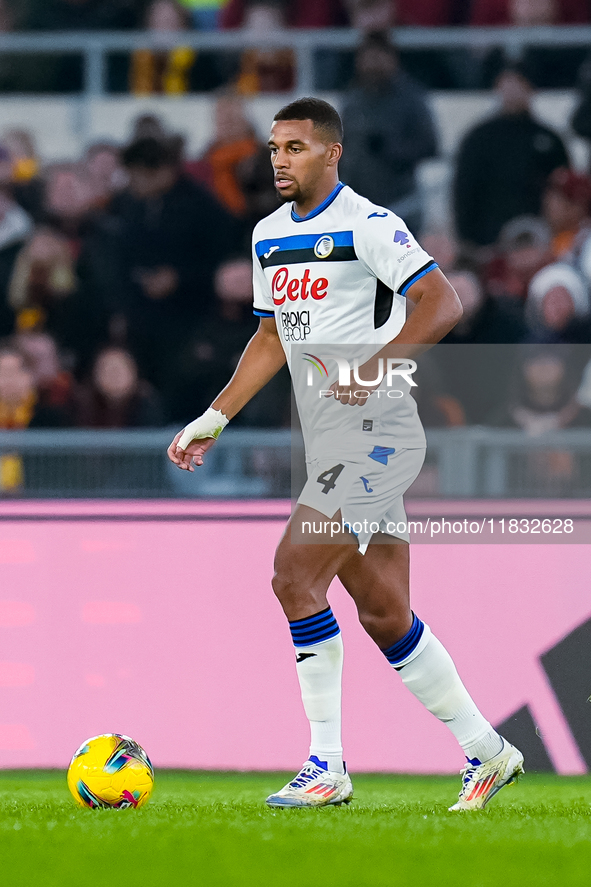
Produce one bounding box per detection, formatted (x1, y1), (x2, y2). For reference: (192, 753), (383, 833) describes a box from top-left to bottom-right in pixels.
(327, 142), (343, 167)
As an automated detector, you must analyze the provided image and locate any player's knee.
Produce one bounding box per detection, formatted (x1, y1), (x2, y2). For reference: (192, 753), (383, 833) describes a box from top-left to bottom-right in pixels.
(272, 552), (328, 619)
(358, 608), (411, 648)
(271, 551), (300, 605)
(271, 567), (293, 604)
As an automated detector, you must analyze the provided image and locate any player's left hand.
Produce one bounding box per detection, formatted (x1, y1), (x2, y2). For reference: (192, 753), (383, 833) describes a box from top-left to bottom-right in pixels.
(325, 380), (378, 406)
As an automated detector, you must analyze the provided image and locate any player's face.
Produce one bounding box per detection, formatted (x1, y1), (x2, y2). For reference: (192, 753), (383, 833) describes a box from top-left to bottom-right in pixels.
(268, 119), (338, 206)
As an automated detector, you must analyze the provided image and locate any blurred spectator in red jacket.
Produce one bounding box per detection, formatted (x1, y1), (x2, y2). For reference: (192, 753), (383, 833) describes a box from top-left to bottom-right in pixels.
(542, 168), (591, 259)
(485, 215), (552, 301)
(73, 346), (164, 428)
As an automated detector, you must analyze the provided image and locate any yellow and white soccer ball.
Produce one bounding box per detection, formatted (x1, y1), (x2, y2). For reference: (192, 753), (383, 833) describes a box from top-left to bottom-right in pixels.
(67, 734), (154, 809)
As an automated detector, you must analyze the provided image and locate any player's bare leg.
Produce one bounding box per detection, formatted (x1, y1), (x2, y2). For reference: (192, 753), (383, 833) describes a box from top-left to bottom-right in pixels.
(338, 536), (524, 810)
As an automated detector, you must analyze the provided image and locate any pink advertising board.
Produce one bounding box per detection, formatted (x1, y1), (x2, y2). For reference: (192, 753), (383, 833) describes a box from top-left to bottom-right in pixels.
(0, 499), (589, 774)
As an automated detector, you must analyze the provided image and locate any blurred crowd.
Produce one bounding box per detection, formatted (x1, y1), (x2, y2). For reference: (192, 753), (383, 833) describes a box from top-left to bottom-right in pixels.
(1, 0), (591, 92)
(0, 26), (591, 446)
(0, 95), (292, 435)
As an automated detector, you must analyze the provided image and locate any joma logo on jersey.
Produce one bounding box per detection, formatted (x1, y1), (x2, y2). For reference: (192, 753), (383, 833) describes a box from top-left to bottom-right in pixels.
(272, 267), (329, 306)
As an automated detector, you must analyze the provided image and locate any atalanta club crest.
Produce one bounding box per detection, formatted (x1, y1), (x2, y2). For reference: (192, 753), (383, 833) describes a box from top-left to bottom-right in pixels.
(314, 235), (335, 259)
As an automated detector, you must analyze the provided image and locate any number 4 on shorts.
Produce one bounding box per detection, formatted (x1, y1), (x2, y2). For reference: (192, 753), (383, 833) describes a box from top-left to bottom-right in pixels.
(316, 464), (345, 494)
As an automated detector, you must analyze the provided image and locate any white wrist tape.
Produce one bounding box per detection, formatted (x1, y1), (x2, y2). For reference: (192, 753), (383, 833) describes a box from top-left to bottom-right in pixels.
(178, 407), (229, 450)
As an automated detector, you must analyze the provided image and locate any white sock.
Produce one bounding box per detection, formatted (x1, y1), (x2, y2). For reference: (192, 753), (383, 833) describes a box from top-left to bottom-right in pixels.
(289, 607), (344, 773)
(384, 616), (503, 763)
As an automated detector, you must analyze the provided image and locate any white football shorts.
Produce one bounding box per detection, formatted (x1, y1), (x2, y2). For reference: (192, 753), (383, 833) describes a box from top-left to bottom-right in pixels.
(297, 445), (426, 552)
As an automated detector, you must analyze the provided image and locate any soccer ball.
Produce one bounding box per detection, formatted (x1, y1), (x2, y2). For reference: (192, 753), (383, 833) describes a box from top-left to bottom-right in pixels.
(67, 734), (154, 809)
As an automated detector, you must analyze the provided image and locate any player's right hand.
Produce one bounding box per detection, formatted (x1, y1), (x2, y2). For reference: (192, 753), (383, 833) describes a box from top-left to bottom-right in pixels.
(167, 431), (217, 471)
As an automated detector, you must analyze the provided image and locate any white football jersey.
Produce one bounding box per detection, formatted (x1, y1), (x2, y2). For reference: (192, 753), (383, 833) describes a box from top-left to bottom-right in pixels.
(252, 183), (437, 453)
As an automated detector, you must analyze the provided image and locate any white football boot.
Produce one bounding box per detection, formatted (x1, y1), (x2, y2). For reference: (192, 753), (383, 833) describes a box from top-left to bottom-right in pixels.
(449, 738), (524, 811)
(266, 756), (353, 808)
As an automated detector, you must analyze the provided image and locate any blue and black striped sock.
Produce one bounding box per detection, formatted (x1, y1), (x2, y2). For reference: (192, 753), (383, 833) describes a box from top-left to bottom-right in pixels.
(382, 613), (425, 669)
(289, 606), (341, 647)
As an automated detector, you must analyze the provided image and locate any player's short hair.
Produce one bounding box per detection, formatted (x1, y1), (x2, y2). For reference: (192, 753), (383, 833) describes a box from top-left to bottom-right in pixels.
(273, 97), (343, 144)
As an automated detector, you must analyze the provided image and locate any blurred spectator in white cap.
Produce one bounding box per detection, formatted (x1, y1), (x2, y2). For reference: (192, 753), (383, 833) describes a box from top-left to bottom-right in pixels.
(525, 262), (591, 343)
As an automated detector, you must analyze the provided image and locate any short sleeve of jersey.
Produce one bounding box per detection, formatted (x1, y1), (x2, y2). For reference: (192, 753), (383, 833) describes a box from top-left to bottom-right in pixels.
(353, 210), (438, 296)
(252, 234), (275, 317)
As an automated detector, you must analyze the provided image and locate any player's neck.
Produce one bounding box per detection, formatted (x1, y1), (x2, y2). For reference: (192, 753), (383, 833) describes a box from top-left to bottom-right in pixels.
(293, 177), (341, 220)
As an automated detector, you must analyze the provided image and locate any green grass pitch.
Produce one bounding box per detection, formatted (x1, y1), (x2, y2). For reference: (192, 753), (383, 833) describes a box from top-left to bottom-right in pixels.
(1, 771), (590, 887)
